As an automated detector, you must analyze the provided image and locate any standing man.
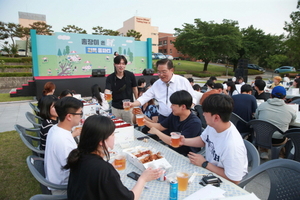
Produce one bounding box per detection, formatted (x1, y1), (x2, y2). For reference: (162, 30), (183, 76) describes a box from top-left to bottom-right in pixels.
(45, 97), (83, 195)
(105, 55), (138, 123)
(130, 59), (195, 122)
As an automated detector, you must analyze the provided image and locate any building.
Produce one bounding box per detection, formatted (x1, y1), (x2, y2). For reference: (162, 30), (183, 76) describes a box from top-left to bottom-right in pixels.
(118, 16), (159, 52)
(158, 32), (186, 59)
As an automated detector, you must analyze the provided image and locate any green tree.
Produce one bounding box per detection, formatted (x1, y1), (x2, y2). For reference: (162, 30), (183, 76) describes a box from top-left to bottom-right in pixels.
(125, 29), (142, 41)
(103, 29), (119, 36)
(29, 21), (53, 35)
(0, 22), (23, 46)
(284, 0), (300, 67)
(92, 26), (119, 36)
(62, 25), (87, 34)
(265, 54), (289, 70)
(57, 48), (62, 57)
(63, 49), (66, 56)
(65, 46), (70, 55)
(174, 19), (242, 71)
(92, 26), (105, 35)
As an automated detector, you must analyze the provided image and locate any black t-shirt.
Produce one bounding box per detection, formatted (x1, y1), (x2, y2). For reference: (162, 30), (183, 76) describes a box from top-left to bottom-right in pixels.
(160, 112), (202, 156)
(68, 154), (134, 200)
(105, 70), (137, 109)
(254, 91), (269, 101)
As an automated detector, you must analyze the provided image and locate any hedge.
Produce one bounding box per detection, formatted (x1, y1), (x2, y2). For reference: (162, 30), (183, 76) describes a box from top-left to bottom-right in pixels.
(0, 57), (32, 63)
(2, 65), (32, 68)
(0, 72), (32, 77)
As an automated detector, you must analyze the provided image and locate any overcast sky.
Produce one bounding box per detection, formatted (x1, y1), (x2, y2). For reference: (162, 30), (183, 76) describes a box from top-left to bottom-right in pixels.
(0, 0), (298, 38)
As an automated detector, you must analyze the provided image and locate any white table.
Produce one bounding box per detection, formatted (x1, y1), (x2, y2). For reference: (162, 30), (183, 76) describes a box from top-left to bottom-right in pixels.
(114, 130), (249, 200)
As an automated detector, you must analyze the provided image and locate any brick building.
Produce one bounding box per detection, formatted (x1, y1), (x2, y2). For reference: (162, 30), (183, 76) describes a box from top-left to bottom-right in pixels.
(158, 32), (186, 59)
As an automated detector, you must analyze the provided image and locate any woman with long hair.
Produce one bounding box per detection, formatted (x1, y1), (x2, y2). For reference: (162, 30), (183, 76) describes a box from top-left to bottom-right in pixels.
(39, 95), (58, 151)
(225, 81), (239, 96)
(91, 84), (109, 111)
(64, 115), (162, 200)
(38, 82), (56, 111)
(59, 89), (73, 99)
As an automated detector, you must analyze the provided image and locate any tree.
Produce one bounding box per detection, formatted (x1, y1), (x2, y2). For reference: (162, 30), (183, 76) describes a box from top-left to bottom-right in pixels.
(29, 22), (53, 35)
(0, 22), (23, 46)
(57, 48), (62, 57)
(62, 25), (87, 34)
(92, 26), (119, 36)
(284, 0), (300, 67)
(19, 26), (31, 56)
(125, 29), (142, 41)
(65, 46), (70, 55)
(174, 19), (242, 71)
(265, 54), (289, 70)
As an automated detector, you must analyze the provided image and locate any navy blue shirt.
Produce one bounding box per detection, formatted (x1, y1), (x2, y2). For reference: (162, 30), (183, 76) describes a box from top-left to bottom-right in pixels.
(160, 112), (202, 156)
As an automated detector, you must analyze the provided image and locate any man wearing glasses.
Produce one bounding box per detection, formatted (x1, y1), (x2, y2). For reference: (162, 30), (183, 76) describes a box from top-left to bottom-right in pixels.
(130, 59), (196, 122)
(44, 97), (83, 195)
(105, 55), (138, 123)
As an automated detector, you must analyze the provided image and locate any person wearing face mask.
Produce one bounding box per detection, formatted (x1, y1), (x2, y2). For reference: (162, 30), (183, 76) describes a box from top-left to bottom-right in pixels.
(105, 55), (138, 124)
(65, 115), (162, 200)
(129, 59), (196, 123)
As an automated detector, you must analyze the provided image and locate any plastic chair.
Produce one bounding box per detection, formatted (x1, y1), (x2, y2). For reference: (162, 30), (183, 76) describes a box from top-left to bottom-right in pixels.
(30, 194), (67, 200)
(26, 155), (67, 195)
(193, 105), (207, 129)
(248, 119), (285, 159)
(244, 139), (260, 170)
(239, 159), (300, 200)
(15, 124), (44, 157)
(230, 112), (252, 138)
(26, 111), (43, 128)
(29, 102), (40, 116)
(285, 128), (300, 162)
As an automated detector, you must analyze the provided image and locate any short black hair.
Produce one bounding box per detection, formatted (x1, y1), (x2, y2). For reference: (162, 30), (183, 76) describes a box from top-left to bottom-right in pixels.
(169, 90), (192, 109)
(214, 83), (223, 90)
(206, 80), (215, 88)
(241, 84), (252, 93)
(114, 55), (127, 65)
(150, 77), (158, 85)
(254, 79), (266, 91)
(138, 78), (146, 86)
(39, 95), (58, 120)
(55, 97), (83, 122)
(156, 59), (174, 69)
(202, 94), (233, 122)
(187, 77), (194, 83)
(59, 89), (73, 99)
(193, 84), (201, 91)
(209, 76), (217, 81)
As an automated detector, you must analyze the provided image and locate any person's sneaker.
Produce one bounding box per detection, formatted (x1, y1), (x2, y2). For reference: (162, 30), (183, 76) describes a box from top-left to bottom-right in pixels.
(260, 152), (269, 160)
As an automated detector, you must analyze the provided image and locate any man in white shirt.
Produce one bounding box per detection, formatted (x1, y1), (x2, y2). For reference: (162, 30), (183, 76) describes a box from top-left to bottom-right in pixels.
(130, 59), (196, 122)
(44, 97), (83, 195)
(180, 94), (248, 184)
(192, 84), (203, 105)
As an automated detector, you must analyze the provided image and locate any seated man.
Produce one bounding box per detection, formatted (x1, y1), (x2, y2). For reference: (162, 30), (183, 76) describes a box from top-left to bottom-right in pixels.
(145, 90), (202, 156)
(181, 94), (248, 184)
(254, 79), (269, 101)
(254, 86), (297, 159)
(200, 83), (224, 105)
(192, 84), (203, 105)
(45, 97), (83, 195)
(232, 84), (257, 132)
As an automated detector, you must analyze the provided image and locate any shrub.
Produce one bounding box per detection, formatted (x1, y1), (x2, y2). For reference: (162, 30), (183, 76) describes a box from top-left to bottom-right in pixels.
(0, 72), (32, 77)
(21, 57), (32, 63)
(174, 71), (187, 75)
(0, 57), (22, 62)
(3, 65), (32, 68)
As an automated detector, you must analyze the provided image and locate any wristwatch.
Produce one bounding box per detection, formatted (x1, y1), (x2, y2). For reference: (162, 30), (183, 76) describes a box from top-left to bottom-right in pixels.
(202, 161), (209, 168)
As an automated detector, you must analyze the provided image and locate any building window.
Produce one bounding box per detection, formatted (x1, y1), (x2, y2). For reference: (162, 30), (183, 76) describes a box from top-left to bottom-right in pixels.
(164, 49), (167, 53)
(163, 40), (167, 44)
(151, 33), (157, 35)
(170, 49), (172, 54)
(159, 41), (162, 45)
(159, 49), (162, 53)
(170, 40), (173, 44)
(152, 44), (157, 46)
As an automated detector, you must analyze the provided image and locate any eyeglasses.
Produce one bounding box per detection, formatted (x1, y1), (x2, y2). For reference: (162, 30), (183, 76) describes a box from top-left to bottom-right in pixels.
(69, 111), (83, 117)
(157, 70), (169, 75)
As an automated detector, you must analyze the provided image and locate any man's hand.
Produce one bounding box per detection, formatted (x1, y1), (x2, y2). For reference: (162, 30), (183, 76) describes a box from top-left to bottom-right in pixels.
(148, 127), (160, 135)
(188, 152), (206, 167)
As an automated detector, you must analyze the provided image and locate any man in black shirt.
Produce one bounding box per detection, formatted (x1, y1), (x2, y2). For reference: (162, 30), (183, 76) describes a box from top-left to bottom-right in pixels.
(105, 55), (138, 123)
(254, 79), (269, 101)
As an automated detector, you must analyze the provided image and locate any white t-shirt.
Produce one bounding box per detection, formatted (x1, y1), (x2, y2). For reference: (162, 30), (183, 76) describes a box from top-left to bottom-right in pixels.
(200, 123), (248, 181)
(44, 124), (77, 188)
(92, 92), (110, 111)
(194, 90), (203, 105)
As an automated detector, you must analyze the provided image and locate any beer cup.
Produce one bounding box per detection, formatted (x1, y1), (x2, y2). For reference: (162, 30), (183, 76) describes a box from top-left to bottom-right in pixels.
(177, 172), (190, 191)
(171, 132), (181, 148)
(133, 106), (141, 114)
(122, 99), (131, 111)
(136, 114), (145, 126)
(114, 154), (126, 170)
(105, 90), (112, 102)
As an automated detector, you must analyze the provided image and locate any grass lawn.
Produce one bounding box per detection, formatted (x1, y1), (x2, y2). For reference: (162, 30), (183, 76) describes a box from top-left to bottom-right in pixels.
(0, 130), (40, 200)
(0, 93), (34, 102)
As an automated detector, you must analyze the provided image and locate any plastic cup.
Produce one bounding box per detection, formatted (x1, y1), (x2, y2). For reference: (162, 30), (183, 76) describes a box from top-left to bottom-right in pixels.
(114, 154), (126, 170)
(177, 172), (190, 191)
(136, 114), (145, 126)
(171, 132), (181, 148)
(105, 91), (112, 102)
(122, 99), (130, 111)
(133, 106), (141, 114)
